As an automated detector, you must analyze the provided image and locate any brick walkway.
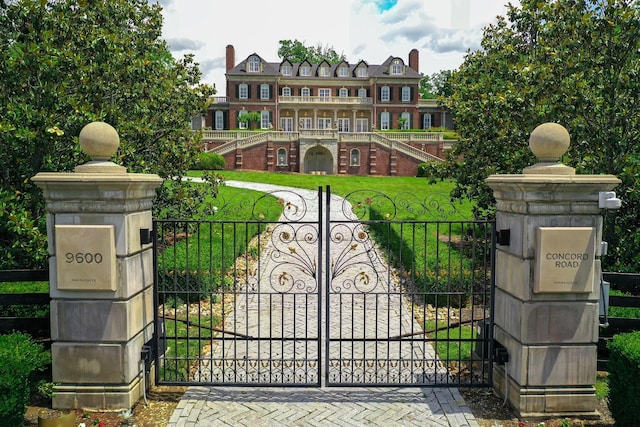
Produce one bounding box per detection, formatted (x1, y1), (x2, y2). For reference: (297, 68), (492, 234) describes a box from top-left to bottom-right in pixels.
(167, 181), (481, 426)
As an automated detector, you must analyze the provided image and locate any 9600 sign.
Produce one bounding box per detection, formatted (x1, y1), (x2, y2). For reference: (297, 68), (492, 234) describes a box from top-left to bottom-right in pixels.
(55, 224), (116, 291)
(65, 252), (103, 264)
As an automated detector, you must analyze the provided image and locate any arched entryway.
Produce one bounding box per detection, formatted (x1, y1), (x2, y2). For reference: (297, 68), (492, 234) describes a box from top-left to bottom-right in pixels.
(304, 146), (334, 174)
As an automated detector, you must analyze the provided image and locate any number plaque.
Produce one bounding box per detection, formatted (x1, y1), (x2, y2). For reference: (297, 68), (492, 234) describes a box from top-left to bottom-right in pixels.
(55, 225), (116, 291)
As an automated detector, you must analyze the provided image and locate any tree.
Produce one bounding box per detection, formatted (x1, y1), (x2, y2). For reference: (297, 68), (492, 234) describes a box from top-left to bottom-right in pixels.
(278, 39), (346, 64)
(419, 70), (454, 99)
(0, 0), (217, 269)
(238, 112), (262, 130)
(431, 0), (640, 270)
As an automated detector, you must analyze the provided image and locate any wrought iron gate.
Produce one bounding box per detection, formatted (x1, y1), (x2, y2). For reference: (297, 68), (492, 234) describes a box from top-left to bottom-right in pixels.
(153, 186), (495, 387)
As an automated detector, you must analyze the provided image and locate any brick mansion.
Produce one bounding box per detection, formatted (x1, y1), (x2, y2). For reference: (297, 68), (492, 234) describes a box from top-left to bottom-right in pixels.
(197, 45), (453, 176)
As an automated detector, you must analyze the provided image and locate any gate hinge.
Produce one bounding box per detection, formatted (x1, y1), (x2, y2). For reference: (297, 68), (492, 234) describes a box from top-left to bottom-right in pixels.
(496, 229), (510, 246)
(140, 228), (153, 245)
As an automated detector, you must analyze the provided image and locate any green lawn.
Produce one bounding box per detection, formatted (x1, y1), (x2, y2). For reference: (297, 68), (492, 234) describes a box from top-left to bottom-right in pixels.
(195, 170), (471, 218)
(195, 170), (486, 306)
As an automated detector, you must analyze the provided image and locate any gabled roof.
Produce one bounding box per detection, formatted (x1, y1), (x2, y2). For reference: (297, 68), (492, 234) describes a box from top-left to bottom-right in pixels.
(226, 53), (421, 79)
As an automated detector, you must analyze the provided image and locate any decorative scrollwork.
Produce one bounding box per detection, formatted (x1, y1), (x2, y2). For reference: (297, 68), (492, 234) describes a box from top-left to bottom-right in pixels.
(268, 223), (319, 293)
(209, 188), (317, 221)
(329, 223), (387, 293)
(339, 189), (472, 222)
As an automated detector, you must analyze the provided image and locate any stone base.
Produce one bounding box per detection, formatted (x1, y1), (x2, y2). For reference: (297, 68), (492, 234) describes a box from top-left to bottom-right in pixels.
(493, 365), (599, 419)
(52, 372), (149, 411)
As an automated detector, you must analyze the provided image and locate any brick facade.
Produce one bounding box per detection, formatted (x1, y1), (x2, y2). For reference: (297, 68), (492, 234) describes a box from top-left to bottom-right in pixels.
(202, 46), (451, 176)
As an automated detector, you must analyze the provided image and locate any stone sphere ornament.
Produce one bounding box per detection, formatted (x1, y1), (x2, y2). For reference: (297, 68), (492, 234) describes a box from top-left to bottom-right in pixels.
(523, 122), (575, 175)
(78, 121), (120, 161)
(74, 121), (126, 173)
(529, 122), (570, 162)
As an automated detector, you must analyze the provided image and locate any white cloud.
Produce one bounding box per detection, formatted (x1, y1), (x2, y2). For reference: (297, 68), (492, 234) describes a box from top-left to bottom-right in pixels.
(159, 0), (515, 95)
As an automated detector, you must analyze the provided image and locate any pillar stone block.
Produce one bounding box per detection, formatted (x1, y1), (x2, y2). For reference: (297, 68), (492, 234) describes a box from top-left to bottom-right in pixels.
(486, 123), (620, 418)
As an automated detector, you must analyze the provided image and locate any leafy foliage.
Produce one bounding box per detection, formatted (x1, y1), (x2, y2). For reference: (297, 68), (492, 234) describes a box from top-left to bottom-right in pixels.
(0, 332), (50, 426)
(0, 0), (217, 269)
(193, 152), (225, 171)
(419, 70), (454, 99)
(237, 111), (262, 129)
(277, 39), (346, 63)
(608, 331), (640, 425)
(430, 0), (640, 270)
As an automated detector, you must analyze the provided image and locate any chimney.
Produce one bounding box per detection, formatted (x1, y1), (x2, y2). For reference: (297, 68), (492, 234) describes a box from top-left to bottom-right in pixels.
(409, 49), (419, 73)
(226, 44), (235, 72)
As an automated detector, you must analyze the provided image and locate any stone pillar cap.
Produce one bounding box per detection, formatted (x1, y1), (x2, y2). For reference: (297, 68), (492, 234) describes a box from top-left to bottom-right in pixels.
(75, 122), (127, 173)
(523, 122), (575, 175)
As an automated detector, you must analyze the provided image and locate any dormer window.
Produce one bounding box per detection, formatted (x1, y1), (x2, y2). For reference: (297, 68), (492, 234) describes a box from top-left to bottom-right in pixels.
(300, 65), (311, 76)
(281, 64), (292, 76)
(338, 66), (349, 77)
(319, 66), (330, 77)
(391, 59), (403, 75)
(357, 66), (368, 78)
(248, 56), (261, 73)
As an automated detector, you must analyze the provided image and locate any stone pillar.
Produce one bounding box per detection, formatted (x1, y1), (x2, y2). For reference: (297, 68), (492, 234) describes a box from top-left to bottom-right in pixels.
(486, 123), (620, 418)
(32, 122), (162, 410)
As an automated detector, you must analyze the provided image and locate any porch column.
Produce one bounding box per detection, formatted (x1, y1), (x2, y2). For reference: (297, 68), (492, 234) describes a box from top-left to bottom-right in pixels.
(32, 122), (162, 410)
(486, 123), (620, 418)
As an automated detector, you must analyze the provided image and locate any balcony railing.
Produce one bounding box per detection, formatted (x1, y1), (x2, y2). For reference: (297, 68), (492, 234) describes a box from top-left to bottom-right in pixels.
(279, 96), (373, 105)
(202, 130), (443, 142)
(210, 96), (229, 104)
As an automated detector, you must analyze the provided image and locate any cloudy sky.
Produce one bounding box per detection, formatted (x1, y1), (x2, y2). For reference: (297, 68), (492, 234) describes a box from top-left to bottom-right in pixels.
(157, 0), (514, 96)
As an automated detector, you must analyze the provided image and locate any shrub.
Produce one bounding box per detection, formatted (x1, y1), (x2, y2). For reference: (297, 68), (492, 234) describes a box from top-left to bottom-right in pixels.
(607, 331), (640, 426)
(193, 152), (225, 170)
(0, 332), (50, 426)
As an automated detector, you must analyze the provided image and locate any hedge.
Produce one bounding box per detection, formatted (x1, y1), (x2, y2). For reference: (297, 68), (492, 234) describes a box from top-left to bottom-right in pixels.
(608, 330), (640, 426)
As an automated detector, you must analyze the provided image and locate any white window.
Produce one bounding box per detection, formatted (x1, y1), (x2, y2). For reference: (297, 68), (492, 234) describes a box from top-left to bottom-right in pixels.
(277, 148), (287, 166)
(339, 66), (349, 77)
(350, 149), (360, 166)
(282, 87), (291, 97)
(248, 56), (260, 72)
(319, 66), (330, 77)
(355, 118), (368, 132)
(238, 110), (248, 129)
(391, 60), (402, 75)
(339, 88), (348, 97)
(338, 118), (350, 132)
(358, 88), (367, 98)
(260, 111), (270, 129)
(319, 88), (331, 99)
(300, 65), (311, 76)
(381, 86), (390, 102)
(317, 118), (331, 129)
(401, 112), (411, 130)
(215, 111), (224, 130)
(402, 86), (411, 102)
(301, 88), (310, 99)
(239, 84), (248, 99)
(357, 67), (368, 78)
(281, 65), (292, 76)
(299, 117), (312, 130)
(260, 84), (270, 100)
(423, 114), (432, 129)
(280, 117), (293, 131)
(380, 112), (390, 130)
